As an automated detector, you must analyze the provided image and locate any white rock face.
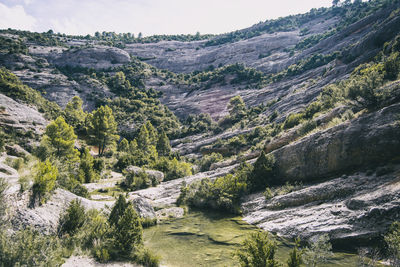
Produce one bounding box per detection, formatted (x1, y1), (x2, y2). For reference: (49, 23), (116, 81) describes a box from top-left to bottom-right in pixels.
(52, 46), (131, 70)
(0, 93), (47, 135)
(241, 166), (400, 246)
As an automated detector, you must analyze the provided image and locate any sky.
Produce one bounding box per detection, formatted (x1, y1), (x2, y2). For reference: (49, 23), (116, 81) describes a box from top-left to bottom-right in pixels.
(0, 0), (334, 36)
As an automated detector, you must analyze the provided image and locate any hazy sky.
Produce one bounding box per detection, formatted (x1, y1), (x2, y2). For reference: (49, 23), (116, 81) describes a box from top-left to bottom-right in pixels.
(0, 0), (334, 36)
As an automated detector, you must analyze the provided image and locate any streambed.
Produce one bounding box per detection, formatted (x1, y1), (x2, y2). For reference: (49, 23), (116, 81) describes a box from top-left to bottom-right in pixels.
(144, 210), (358, 267)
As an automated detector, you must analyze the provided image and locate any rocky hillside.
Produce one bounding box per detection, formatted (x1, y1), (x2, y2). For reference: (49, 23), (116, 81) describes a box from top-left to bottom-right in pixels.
(1, 0), (400, 261)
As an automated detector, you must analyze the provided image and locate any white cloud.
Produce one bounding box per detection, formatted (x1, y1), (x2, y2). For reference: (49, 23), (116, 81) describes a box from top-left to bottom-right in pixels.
(0, 3), (36, 31)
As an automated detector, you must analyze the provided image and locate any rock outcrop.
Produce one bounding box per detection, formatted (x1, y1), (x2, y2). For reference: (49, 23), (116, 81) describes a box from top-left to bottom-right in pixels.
(271, 103), (400, 182)
(51, 46), (131, 70)
(241, 165), (400, 248)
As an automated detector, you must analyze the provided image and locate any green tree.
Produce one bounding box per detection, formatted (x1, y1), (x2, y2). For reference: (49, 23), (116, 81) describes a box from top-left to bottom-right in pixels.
(113, 204), (143, 256)
(32, 160), (58, 204)
(302, 234), (332, 267)
(156, 130), (171, 156)
(107, 71), (131, 94)
(287, 238), (302, 267)
(118, 138), (129, 152)
(145, 121), (158, 145)
(63, 96), (86, 130)
(249, 151), (276, 191)
(234, 231), (280, 267)
(42, 116), (79, 160)
(108, 194), (128, 227)
(228, 95), (246, 121)
(88, 105), (119, 156)
(137, 123), (150, 151)
(58, 199), (86, 236)
(78, 146), (97, 183)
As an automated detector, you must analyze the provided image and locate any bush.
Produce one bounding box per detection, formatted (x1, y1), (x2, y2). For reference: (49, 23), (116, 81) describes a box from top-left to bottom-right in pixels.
(108, 194), (128, 227)
(125, 170), (152, 191)
(0, 228), (63, 266)
(58, 199), (86, 236)
(384, 221), (400, 266)
(302, 234), (332, 267)
(134, 247), (160, 267)
(113, 204), (143, 256)
(297, 120), (317, 136)
(180, 162), (251, 212)
(283, 113), (304, 129)
(32, 160), (58, 204)
(249, 152), (276, 192)
(198, 152), (223, 172)
(152, 157), (192, 181)
(234, 231), (280, 267)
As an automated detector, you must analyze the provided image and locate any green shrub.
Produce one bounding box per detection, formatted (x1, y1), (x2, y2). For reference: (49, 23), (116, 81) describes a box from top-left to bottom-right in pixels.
(32, 160), (58, 204)
(58, 199), (86, 236)
(297, 120), (317, 136)
(283, 113), (304, 129)
(234, 231), (280, 267)
(304, 101), (322, 119)
(113, 204), (143, 256)
(287, 238), (303, 267)
(249, 152), (276, 192)
(78, 147), (98, 183)
(198, 152), (223, 172)
(108, 194), (128, 227)
(302, 234), (332, 267)
(384, 221), (400, 266)
(0, 228), (63, 266)
(134, 247), (160, 267)
(151, 157), (192, 181)
(125, 170), (152, 191)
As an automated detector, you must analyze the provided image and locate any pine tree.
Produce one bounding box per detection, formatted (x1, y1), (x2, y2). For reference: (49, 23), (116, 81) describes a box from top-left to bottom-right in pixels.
(78, 146), (97, 183)
(287, 238), (302, 267)
(249, 151), (276, 191)
(108, 194), (128, 226)
(63, 96), (86, 130)
(137, 124), (150, 151)
(156, 130), (171, 156)
(145, 121), (157, 145)
(58, 199), (86, 236)
(32, 160), (58, 204)
(113, 203), (143, 256)
(234, 231), (280, 267)
(228, 95), (246, 121)
(118, 138), (129, 152)
(42, 116), (79, 160)
(87, 105), (119, 156)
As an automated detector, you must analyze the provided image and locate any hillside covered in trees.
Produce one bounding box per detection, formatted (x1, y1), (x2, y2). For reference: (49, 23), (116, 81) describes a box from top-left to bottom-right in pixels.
(1, 0), (400, 266)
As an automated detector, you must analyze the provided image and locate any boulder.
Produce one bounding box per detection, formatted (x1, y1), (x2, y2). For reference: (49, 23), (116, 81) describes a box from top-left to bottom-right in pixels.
(131, 196), (156, 220)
